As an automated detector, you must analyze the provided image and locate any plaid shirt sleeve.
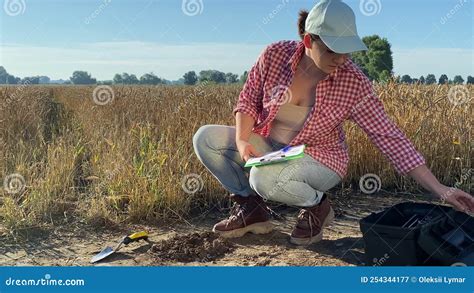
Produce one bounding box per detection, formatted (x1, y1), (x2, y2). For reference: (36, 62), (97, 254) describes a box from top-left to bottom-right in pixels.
(232, 47), (267, 122)
(349, 78), (426, 175)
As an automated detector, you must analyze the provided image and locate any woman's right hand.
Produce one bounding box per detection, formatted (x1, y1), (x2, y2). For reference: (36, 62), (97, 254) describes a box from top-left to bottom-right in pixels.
(236, 139), (262, 162)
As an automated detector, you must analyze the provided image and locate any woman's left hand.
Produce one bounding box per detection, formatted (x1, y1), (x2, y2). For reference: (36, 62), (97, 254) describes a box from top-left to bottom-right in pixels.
(436, 185), (474, 213)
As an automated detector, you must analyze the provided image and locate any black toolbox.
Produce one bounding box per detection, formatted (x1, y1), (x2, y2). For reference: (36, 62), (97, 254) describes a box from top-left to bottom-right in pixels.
(359, 202), (454, 266)
(417, 209), (474, 266)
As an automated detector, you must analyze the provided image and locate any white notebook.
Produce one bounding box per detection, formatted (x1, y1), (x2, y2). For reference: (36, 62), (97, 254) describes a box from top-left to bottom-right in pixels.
(244, 144), (306, 168)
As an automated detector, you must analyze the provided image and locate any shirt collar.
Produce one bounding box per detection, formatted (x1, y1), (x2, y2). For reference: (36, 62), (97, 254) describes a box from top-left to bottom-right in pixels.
(325, 57), (352, 81)
(288, 41), (351, 82)
(288, 41), (305, 73)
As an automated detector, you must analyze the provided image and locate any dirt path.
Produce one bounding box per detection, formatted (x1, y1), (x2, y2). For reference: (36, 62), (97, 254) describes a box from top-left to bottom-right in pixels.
(0, 193), (435, 267)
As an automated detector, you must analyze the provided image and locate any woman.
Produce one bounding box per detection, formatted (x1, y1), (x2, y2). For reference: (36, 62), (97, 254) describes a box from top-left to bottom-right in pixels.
(193, 0), (474, 245)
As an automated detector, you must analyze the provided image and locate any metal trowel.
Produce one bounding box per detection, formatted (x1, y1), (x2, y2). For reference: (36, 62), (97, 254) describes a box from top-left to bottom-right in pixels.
(91, 231), (149, 263)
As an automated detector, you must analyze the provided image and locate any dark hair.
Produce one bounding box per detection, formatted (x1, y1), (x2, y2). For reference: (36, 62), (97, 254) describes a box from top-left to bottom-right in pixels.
(297, 10), (320, 42)
(297, 10), (309, 40)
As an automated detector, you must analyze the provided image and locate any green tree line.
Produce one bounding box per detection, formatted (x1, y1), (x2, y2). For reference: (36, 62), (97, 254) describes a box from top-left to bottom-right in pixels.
(1, 34), (472, 85)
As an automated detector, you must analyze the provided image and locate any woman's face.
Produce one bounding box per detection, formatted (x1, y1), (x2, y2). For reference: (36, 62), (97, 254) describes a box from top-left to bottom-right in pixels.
(303, 34), (349, 74)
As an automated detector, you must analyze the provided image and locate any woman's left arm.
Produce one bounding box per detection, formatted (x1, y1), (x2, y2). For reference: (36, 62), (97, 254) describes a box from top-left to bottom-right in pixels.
(408, 164), (474, 213)
(349, 79), (474, 213)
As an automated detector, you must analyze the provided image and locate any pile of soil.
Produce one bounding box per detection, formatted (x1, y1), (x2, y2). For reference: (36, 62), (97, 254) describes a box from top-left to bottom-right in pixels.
(150, 231), (234, 262)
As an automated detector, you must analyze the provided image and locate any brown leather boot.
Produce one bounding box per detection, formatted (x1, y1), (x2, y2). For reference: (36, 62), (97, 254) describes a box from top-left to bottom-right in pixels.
(212, 194), (274, 238)
(290, 195), (335, 245)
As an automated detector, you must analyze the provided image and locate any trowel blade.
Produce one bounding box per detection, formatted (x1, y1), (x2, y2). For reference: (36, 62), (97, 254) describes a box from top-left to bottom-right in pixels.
(90, 246), (115, 263)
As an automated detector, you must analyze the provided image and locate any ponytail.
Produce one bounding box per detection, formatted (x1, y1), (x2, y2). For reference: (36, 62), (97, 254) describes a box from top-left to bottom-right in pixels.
(297, 10), (309, 40)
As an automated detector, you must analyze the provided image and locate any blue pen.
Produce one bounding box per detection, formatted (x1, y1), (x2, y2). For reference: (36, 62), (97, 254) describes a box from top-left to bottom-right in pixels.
(258, 146), (294, 163)
(281, 145), (291, 152)
(259, 146), (291, 162)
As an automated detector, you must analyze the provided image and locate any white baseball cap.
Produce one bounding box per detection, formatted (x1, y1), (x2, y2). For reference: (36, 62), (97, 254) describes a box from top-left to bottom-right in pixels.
(305, 0), (368, 54)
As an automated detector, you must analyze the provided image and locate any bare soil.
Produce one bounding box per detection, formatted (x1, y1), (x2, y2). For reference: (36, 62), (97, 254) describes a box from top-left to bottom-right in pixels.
(150, 231), (235, 262)
(0, 193), (438, 267)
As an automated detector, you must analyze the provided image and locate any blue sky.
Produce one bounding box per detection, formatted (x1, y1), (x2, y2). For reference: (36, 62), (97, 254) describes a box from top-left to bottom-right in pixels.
(1, 0), (472, 80)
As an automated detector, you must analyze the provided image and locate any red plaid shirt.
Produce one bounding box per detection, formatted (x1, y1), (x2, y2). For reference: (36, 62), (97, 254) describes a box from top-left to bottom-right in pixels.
(233, 40), (425, 179)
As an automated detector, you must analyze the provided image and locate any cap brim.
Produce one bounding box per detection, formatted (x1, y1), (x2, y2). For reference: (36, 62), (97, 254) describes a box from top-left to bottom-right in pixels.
(319, 35), (368, 54)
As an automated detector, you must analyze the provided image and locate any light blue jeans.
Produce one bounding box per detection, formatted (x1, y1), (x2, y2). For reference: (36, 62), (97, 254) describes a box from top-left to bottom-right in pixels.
(192, 125), (342, 207)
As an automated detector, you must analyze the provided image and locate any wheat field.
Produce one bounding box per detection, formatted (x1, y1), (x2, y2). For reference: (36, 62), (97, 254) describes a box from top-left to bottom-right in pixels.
(0, 84), (472, 236)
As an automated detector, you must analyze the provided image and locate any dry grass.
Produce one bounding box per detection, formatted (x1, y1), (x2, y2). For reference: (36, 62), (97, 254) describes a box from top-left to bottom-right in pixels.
(0, 83), (472, 235)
